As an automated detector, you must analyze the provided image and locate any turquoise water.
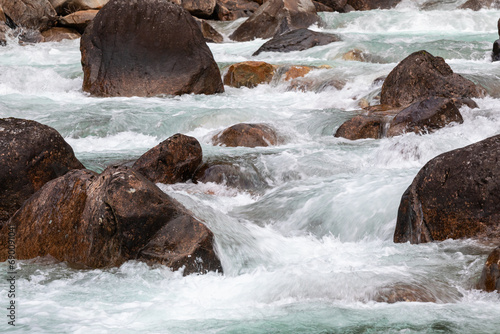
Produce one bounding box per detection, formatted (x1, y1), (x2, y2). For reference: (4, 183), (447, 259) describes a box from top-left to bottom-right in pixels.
(1, 3), (500, 333)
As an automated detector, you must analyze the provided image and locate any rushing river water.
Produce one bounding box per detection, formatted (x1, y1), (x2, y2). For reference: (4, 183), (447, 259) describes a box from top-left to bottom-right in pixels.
(1, 1), (500, 333)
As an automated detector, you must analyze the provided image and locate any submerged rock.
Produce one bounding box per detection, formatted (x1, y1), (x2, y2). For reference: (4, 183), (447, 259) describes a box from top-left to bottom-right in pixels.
(381, 50), (485, 108)
(252, 28), (340, 56)
(334, 114), (385, 140)
(80, 0), (224, 97)
(132, 134), (203, 185)
(459, 0), (500, 10)
(3, 166), (222, 274)
(374, 283), (437, 303)
(0, 118), (84, 226)
(394, 135), (500, 244)
(386, 97), (464, 137)
(229, 0), (319, 42)
(0, 0), (57, 31)
(477, 247), (500, 292)
(213, 123), (280, 147)
(223, 61), (275, 88)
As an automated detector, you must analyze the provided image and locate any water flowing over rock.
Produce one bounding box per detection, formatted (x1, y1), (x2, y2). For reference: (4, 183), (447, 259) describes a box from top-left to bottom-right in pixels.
(229, 0), (319, 42)
(132, 134), (203, 185)
(477, 247), (500, 292)
(381, 50), (486, 108)
(459, 0), (500, 10)
(211, 0), (259, 20)
(0, 0), (57, 31)
(386, 97), (464, 137)
(252, 28), (340, 56)
(394, 135), (500, 244)
(213, 123), (280, 147)
(223, 61), (275, 88)
(80, 0), (224, 97)
(0, 118), (84, 226)
(2, 166), (222, 274)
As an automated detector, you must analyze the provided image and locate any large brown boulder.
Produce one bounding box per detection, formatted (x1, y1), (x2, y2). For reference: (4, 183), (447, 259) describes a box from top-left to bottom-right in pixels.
(80, 0), (224, 97)
(0, 118), (84, 225)
(3, 166), (222, 274)
(252, 28), (340, 56)
(386, 97), (464, 137)
(213, 123), (280, 147)
(347, 0), (400, 10)
(132, 134), (203, 184)
(59, 9), (98, 34)
(0, 0), (57, 31)
(334, 115), (385, 140)
(49, 0), (109, 15)
(176, 0), (217, 17)
(229, 0), (319, 42)
(194, 17), (223, 43)
(381, 50), (486, 108)
(394, 135), (500, 244)
(211, 0), (259, 21)
(224, 61), (275, 88)
(477, 247), (500, 292)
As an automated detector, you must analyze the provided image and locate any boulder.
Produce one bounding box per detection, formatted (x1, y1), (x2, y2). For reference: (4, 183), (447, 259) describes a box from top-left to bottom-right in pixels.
(59, 9), (98, 34)
(229, 0), (319, 42)
(346, 0), (401, 10)
(282, 65), (313, 81)
(386, 97), (464, 137)
(0, 0), (57, 31)
(194, 161), (269, 191)
(394, 135), (500, 244)
(223, 61), (275, 88)
(459, 0), (500, 10)
(132, 134), (203, 184)
(381, 50), (486, 108)
(492, 19), (500, 62)
(80, 0), (224, 97)
(334, 115), (385, 140)
(49, 0), (109, 15)
(252, 28), (340, 56)
(178, 0), (217, 18)
(41, 27), (81, 42)
(194, 17), (223, 43)
(17, 28), (44, 44)
(314, 0), (346, 11)
(0, 118), (84, 226)
(477, 247), (500, 292)
(213, 123), (280, 147)
(211, 0), (259, 21)
(3, 166), (222, 274)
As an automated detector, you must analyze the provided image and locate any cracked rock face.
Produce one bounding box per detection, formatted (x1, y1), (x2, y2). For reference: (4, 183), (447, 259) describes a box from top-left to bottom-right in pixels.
(393, 134), (500, 244)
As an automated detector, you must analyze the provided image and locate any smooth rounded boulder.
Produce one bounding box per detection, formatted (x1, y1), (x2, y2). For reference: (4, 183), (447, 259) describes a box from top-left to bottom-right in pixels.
(224, 61), (275, 88)
(0, 118), (84, 225)
(229, 0), (319, 42)
(0, 0), (57, 31)
(213, 123), (280, 147)
(334, 115), (385, 140)
(3, 166), (222, 274)
(381, 50), (485, 108)
(132, 134), (203, 184)
(394, 135), (500, 244)
(80, 0), (224, 97)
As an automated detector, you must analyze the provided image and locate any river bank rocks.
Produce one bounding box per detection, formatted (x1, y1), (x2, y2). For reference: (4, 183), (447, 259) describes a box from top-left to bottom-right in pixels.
(49, 0), (109, 15)
(252, 28), (340, 56)
(3, 166), (222, 274)
(59, 9), (98, 34)
(0, 118), (84, 226)
(477, 246), (500, 292)
(229, 0), (320, 42)
(213, 123), (280, 147)
(81, 0), (224, 97)
(0, 0), (57, 31)
(393, 134), (500, 244)
(132, 134), (203, 185)
(335, 50), (485, 140)
(211, 0), (259, 20)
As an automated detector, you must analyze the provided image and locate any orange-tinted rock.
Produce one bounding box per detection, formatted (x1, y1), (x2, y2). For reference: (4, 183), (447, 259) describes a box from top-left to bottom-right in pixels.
(132, 134), (202, 184)
(252, 28), (340, 56)
(59, 9), (98, 34)
(80, 0), (224, 97)
(0, 0), (57, 31)
(213, 123), (280, 147)
(477, 247), (500, 292)
(394, 135), (500, 244)
(229, 0), (319, 42)
(283, 65), (312, 81)
(2, 166), (222, 275)
(0, 118), (84, 226)
(386, 97), (463, 137)
(211, 0), (259, 21)
(381, 50), (486, 108)
(41, 27), (80, 42)
(223, 61), (275, 88)
(334, 115), (385, 140)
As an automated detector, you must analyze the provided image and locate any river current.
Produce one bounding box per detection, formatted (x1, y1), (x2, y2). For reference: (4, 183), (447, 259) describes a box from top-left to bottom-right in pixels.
(1, 2), (500, 333)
